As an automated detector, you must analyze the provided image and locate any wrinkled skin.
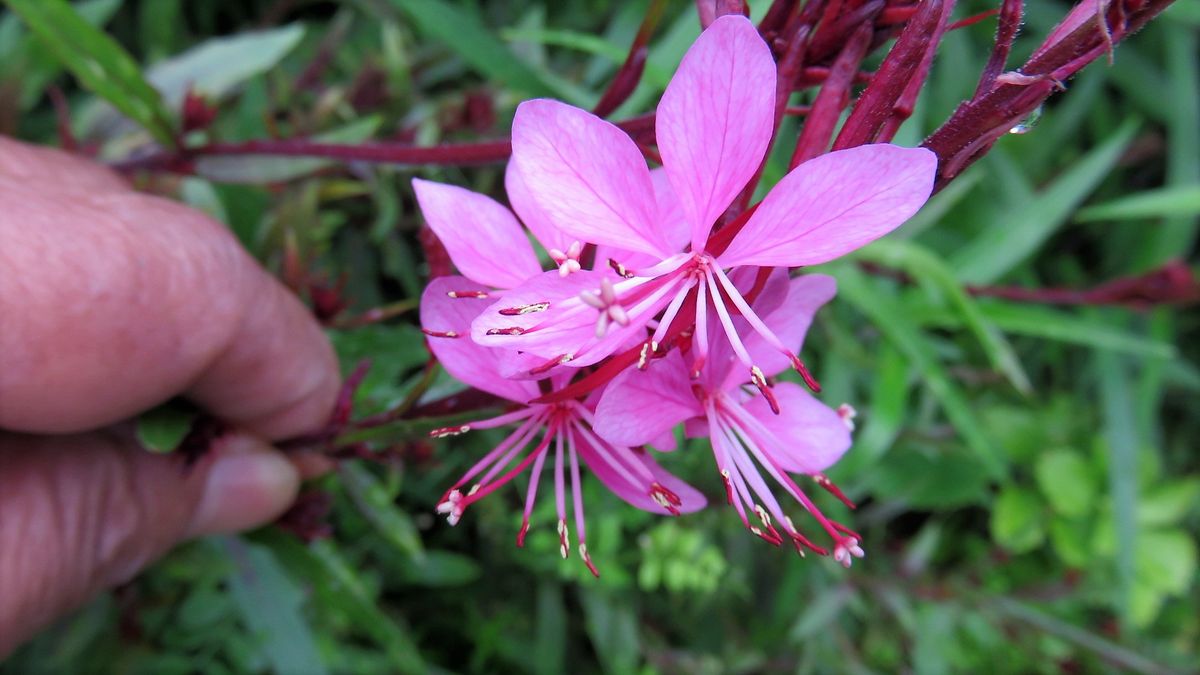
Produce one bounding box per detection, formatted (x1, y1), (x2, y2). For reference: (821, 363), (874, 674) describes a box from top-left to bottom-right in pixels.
(0, 137), (340, 656)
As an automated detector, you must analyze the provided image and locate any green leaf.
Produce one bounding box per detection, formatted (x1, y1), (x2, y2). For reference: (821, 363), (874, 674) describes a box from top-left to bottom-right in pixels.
(1034, 449), (1097, 518)
(579, 588), (640, 675)
(1138, 479), (1200, 526)
(338, 462), (425, 559)
(1095, 350), (1140, 627)
(950, 119), (1139, 283)
(1076, 185), (1200, 222)
(5, 0), (177, 146)
(1135, 529), (1198, 596)
(396, 551), (481, 587)
(1049, 519), (1091, 568)
(217, 536), (330, 675)
(149, 24), (305, 107)
(835, 265), (1005, 479)
(134, 399), (198, 453)
(533, 582), (567, 675)
(990, 487), (1046, 553)
(385, 0), (555, 97)
(855, 240), (1032, 394)
(974, 301), (1177, 359)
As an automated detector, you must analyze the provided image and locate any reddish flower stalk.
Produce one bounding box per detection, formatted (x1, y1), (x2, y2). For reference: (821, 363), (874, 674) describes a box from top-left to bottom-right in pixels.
(923, 0), (1176, 189)
(791, 23), (872, 168)
(592, 0), (668, 118)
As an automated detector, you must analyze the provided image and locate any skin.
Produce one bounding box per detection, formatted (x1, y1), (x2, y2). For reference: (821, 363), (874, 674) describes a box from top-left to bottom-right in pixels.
(0, 137), (341, 657)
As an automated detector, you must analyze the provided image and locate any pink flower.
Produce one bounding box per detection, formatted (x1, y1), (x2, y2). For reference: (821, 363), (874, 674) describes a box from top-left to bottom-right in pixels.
(413, 185), (705, 576)
(472, 15), (936, 387)
(593, 269), (864, 565)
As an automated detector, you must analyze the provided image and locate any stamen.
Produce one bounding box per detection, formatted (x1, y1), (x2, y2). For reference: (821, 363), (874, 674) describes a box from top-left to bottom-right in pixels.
(637, 341), (653, 370)
(750, 366), (780, 415)
(519, 439), (550, 547)
(710, 265), (822, 392)
(517, 519), (530, 547)
(430, 424), (470, 438)
(814, 473), (857, 509)
(580, 543), (599, 578)
(650, 281), (696, 349)
(557, 519), (570, 559)
(485, 326), (526, 336)
(649, 482), (682, 516)
(421, 328), (459, 338)
(608, 258), (633, 279)
(692, 278), (709, 378)
(447, 290), (488, 299)
(499, 301), (550, 316)
(719, 469), (735, 505)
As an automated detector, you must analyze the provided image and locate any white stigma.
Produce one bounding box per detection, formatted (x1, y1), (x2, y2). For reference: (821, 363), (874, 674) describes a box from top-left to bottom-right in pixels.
(550, 241), (583, 277)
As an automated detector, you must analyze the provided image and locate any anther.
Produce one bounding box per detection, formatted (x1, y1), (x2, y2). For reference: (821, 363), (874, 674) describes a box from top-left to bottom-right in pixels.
(719, 469), (735, 505)
(557, 519), (570, 559)
(421, 328), (459, 338)
(788, 354), (822, 393)
(637, 342), (652, 370)
(580, 543), (600, 578)
(517, 519), (530, 547)
(429, 424), (471, 438)
(485, 326), (526, 336)
(447, 290), (489, 299)
(814, 473), (857, 509)
(608, 258), (634, 279)
(750, 366), (780, 415)
(650, 482), (682, 515)
(498, 301), (550, 316)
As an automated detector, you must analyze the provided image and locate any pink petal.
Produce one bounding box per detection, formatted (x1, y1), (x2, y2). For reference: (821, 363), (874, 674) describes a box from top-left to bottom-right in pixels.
(420, 276), (539, 403)
(412, 178), (541, 289)
(576, 433), (707, 515)
(594, 351), (701, 448)
(725, 273), (837, 386)
(512, 99), (670, 257)
(741, 382), (850, 474)
(717, 144), (937, 268)
(593, 169), (692, 274)
(657, 15), (776, 251)
(505, 160), (574, 255)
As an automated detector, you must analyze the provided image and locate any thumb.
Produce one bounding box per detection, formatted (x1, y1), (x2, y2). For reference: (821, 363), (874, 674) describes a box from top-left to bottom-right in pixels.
(0, 429), (299, 657)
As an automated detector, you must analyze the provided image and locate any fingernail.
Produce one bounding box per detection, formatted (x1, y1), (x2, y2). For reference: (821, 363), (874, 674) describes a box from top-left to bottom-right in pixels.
(186, 434), (300, 538)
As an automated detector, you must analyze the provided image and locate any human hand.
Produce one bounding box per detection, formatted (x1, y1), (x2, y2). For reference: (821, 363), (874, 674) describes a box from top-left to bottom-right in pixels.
(0, 137), (340, 656)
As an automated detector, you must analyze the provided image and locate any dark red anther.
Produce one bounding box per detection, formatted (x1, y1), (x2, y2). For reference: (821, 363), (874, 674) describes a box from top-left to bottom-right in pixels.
(608, 258), (634, 279)
(789, 354), (823, 393)
(421, 328), (460, 338)
(529, 354), (567, 376)
(814, 473), (857, 509)
(650, 482), (683, 515)
(447, 289), (489, 299)
(485, 326), (526, 336)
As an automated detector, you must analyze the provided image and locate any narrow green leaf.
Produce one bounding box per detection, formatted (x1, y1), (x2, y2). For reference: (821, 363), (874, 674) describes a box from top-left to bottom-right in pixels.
(5, 0), (177, 146)
(533, 582), (567, 675)
(386, 0), (555, 97)
(256, 532), (426, 674)
(1076, 185), (1200, 222)
(217, 536), (330, 675)
(1095, 349), (1139, 628)
(338, 462), (425, 559)
(856, 240), (1032, 394)
(951, 119), (1139, 283)
(835, 265), (1005, 479)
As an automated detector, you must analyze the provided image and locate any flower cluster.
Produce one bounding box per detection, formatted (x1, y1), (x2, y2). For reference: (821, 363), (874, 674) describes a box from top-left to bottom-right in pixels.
(416, 16), (935, 575)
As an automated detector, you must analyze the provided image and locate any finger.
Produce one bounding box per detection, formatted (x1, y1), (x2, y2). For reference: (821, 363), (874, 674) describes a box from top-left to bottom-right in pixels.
(0, 428), (300, 657)
(0, 136), (129, 194)
(0, 138), (339, 440)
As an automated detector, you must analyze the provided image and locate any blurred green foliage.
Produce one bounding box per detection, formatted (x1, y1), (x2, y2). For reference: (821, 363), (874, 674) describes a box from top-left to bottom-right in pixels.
(1, 0), (1197, 673)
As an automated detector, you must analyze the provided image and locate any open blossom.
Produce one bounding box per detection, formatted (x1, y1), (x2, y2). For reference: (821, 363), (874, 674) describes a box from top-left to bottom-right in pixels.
(472, 15), (936, 390)
(593, 269), (864, 565)
(413, 184), (704, 576)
